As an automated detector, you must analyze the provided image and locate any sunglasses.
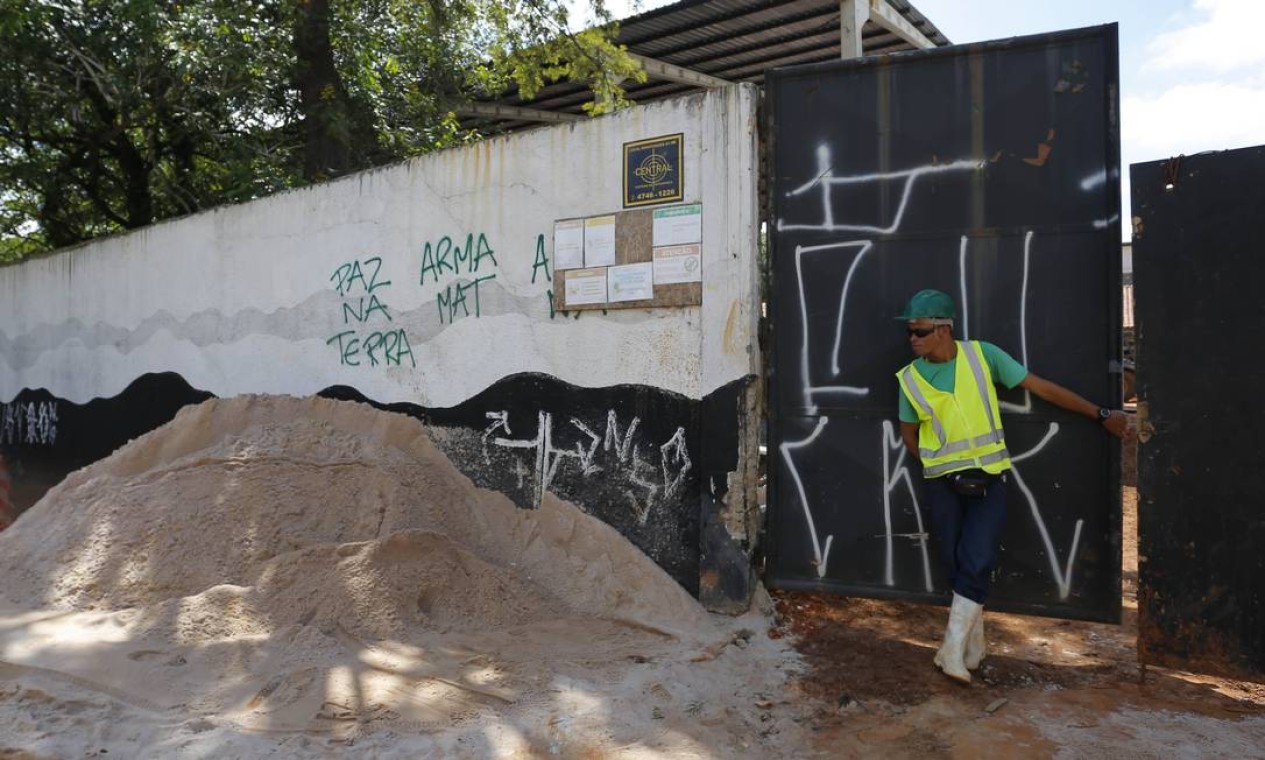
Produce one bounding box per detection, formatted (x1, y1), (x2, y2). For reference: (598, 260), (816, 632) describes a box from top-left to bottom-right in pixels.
(907, 325), (939, 338)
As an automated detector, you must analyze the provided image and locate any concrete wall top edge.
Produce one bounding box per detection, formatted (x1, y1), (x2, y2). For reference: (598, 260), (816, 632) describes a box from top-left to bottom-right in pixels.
(1, 85), (760, 408)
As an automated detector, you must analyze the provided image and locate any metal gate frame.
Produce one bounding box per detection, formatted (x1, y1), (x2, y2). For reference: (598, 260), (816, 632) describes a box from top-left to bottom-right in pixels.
(1133, 145), (1265, 677)
(763, 25), (1123, 622)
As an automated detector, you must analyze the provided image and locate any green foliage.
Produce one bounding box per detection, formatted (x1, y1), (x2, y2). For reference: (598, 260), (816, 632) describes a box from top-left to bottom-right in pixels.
(0, 0), (639, 261)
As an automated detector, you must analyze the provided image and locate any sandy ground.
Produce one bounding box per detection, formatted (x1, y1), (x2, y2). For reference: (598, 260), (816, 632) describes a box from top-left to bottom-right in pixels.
(0, 396), (813, 758)
(0, 399), (1261, 758)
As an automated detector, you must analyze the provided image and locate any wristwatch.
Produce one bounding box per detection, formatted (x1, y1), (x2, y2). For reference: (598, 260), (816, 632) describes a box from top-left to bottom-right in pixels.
(1097, 407), (1113, 420)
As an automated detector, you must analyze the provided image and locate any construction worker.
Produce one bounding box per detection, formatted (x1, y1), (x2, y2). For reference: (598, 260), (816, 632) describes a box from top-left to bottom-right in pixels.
(895, 289), (1127, 684)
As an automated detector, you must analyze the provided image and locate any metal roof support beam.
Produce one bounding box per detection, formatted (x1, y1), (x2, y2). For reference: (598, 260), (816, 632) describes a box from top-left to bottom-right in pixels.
(628, 52), (731, 89)
(840, 0), (868, 59)
(456, 102), (584, 124)
(866, 0), (937, 50)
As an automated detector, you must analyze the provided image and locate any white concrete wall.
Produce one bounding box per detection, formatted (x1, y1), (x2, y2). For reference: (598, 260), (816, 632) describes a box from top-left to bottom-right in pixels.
(0, 85), (760, 407)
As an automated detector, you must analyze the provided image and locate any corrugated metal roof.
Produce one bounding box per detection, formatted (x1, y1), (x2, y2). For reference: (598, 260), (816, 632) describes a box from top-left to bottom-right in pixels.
(464, 0), (950, 132)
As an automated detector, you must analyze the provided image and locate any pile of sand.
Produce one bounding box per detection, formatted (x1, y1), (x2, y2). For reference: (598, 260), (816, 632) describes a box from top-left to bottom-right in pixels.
(0, 395), (710, 635)
(0, 396), (803, 757)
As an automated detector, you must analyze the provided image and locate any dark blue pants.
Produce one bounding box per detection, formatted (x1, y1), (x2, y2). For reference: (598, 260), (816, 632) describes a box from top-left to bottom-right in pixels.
(924, 473), (1008, 604)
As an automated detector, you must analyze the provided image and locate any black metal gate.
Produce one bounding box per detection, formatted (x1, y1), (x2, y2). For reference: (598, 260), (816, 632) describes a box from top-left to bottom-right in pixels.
(1132, 146), (1265, 677)
(765, 26), (1123, 621)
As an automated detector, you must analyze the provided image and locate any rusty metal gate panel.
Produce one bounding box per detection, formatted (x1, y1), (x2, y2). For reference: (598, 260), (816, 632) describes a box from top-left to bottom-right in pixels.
(1132, 146), (1265, 678)
(764, 26), (1123, 622)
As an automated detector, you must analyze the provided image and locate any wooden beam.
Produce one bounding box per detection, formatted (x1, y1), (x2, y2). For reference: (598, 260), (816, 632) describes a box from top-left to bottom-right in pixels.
(840, 0), (869, 59)
(867, 0), (937, 50)
(628, 53), (732, 89)
(456, 102), (584, 124)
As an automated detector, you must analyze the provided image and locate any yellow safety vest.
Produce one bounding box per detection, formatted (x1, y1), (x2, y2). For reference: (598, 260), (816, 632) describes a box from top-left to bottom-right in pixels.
(896, 340), (1012, 478)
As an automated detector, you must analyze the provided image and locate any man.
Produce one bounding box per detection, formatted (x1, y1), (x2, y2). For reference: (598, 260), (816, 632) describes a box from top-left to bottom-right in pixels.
(895, 289), (1127, 684)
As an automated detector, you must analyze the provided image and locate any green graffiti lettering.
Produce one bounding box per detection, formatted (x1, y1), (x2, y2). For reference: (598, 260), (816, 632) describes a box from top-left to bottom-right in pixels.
(437, 274), (497, 324)
(345, 261), (367, 294)
(531, 233), (551, 284)
(449, 280), (470, 320)
(471, 274), (495, 316)
(359, 329), (414, 367)
(436, 236), (454, 276)
(331, 262), (354, 296)
(420, 242), (439, 284)
(423, 232), (499, 285)
(363, 256), (390, 292)
(331, 256), (405, 370)
(330, 260), (369, 297)
(326, 330), (361, 366)
(341, 293), (392, 324)
(362, 331), (383, 366)
(393, 330), (417, 367)
(365, 293), (391, 321)
(454, 233), (473, 273)
(473, 233), (498, 272)
(336, 256), (390, 295)
(436, 286), (453, 322)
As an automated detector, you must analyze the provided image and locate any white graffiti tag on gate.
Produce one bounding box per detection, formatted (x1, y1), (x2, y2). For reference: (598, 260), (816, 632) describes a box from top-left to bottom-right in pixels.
(778, 142), (1090, 599)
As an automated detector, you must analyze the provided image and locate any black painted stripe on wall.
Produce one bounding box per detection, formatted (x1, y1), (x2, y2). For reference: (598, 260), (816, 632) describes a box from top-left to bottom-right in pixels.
(1, 374), (213, 514)
(1, 372), (754, 599)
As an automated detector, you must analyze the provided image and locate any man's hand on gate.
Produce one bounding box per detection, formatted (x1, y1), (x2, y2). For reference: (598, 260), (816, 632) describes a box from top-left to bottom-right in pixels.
(1101, 410), (1129, 439)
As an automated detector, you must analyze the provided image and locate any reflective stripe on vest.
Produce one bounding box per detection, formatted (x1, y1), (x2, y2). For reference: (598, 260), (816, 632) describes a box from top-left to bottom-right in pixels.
(896, 340), (1012, 477)
(923, 448), (1012, 477)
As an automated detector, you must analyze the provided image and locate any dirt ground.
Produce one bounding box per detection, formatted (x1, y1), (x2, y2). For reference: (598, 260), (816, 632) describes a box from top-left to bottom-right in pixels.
(769, 486), (1265, 758)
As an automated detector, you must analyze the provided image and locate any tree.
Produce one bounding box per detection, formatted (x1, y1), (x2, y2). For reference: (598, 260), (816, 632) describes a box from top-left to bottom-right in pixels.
(0, 0), (643, 262)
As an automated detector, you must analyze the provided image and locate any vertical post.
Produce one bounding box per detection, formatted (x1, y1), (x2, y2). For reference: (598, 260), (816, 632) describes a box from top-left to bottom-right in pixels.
(840, 0), (869, 59)
(698, 85), (764, 613)
(0, 453), (13, 531)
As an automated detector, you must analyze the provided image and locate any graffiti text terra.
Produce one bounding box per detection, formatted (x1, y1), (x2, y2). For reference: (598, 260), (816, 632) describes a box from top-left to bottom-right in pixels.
(327, 256), (417, 368)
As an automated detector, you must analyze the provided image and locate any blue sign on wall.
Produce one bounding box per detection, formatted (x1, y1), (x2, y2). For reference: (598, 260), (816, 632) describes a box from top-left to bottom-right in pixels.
(624, 134), (684, 207)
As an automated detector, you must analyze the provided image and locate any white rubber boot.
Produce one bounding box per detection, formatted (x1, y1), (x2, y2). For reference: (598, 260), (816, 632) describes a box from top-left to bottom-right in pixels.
(934, 593), (982, 684)
(964, 610), (986, 670)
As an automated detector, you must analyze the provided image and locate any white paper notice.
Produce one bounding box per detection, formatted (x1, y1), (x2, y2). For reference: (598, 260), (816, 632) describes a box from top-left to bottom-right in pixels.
(608, 262), (654, 302)
(652, 203), (702, 247)
(583, 215), (617, 267)
(564, 267), (607, 305)
(554, 219), (585, 271)
(652, 244), (702, 284)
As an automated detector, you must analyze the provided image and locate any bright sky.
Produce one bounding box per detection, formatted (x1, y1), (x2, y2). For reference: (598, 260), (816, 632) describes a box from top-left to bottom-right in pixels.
(589, 0), (1263, 241)
(911, 0), (1265, 240)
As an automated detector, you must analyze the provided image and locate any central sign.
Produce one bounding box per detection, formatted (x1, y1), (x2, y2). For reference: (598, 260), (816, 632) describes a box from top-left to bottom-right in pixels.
(623, 133), (683, 207)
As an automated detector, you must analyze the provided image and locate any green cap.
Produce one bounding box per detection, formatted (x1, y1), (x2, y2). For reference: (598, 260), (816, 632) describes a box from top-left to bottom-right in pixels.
(895, 289), (956, 321)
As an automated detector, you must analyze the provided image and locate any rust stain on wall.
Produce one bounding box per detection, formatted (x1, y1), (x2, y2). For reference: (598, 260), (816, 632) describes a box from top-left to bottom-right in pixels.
(1023, 129), (1057, 167)
(722, 299), (740, 355)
